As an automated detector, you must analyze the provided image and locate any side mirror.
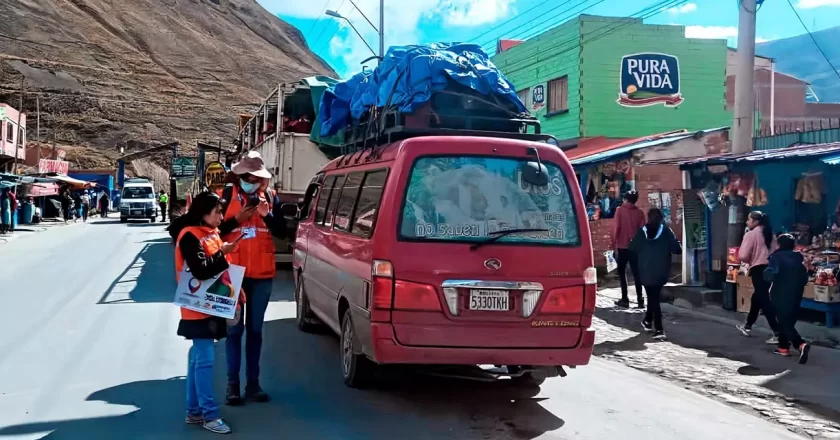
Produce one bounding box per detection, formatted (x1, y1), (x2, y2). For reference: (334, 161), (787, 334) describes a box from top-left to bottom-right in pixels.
(520, 161), (549, 187)
(280, 203), (300, 219)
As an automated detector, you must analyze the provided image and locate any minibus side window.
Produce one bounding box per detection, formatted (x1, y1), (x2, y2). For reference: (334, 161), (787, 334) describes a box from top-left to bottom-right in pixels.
(334, 172), (364, 232)
(324, 175), (345, 228)
(350, 169), (388, 238)
(315, 175), (337, 225)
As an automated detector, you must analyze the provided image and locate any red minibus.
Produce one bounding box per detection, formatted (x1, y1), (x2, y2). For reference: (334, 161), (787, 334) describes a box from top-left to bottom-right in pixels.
(291, 134), (596, 388)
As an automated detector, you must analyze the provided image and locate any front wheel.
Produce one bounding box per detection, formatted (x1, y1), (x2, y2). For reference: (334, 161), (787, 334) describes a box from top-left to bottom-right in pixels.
(295, 278), (320, 332)
(120, 217), (127, 224)
(340, 312), (376, 388)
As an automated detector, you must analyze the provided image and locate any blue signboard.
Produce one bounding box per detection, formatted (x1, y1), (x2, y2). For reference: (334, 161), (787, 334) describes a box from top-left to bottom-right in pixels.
(617, 53), (683, 108)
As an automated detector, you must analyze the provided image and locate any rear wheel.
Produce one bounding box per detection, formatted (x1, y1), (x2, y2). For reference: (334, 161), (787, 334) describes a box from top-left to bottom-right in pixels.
(509, 373), (546, 388)
(295, 277), (320, 332)
(120, 217), (127, 224)
(340, 312), (376, 388)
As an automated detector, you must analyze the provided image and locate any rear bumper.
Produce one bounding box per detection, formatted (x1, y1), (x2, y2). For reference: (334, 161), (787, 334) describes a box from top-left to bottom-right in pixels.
(368, 323), (595, 366)
(119, 207), (156, 218)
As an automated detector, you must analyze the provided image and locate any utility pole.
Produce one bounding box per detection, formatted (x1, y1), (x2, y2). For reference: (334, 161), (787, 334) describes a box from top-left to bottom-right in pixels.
(379, 0), (385, 61)
(12, 77), (24, 175)
(731, 0), (757, 154)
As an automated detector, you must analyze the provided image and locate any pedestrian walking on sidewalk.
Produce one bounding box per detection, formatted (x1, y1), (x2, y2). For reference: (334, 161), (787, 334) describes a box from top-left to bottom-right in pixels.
(736, 211), (781, 343)
(629, 208), (682, 340)
(218, 151), (287, 406)
(0, 188), (11, 235)
(169, 191), (244, 434)
(99, 191), (110, 218)
(764, 234), (812, 363)
(80, 191), (90, 222)
(612, 191), (647, 309)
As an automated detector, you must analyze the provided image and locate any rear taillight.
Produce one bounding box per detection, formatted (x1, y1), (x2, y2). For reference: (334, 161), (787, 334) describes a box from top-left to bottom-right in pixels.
(583, 267), (597, 285)
(583, 284), (596, 315)
(540, 286), (584, 314)
(370, 260), (393, 322)
(393, 280), (441, 311)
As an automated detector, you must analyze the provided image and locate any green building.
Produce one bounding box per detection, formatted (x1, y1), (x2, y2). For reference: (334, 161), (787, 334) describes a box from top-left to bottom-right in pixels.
(492, 15), (731, 140)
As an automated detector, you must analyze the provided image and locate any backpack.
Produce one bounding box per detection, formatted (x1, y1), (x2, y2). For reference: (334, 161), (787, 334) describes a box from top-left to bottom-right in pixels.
(220, 185), (273, 217)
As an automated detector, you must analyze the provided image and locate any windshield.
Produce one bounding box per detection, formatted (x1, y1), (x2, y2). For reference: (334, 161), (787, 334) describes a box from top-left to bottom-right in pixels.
(400, 156), (580, 245)
(122, 186), (154, 199)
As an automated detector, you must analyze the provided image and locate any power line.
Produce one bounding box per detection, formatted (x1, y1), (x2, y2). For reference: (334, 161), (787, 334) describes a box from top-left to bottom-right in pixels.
(467, 0), (568, 45)
(316, 0), (348, 53)
(306, 0), (333, 43)
(496, 0), (688, 74)
(784, 0), (840, 81)
(478, 0), (600, 53)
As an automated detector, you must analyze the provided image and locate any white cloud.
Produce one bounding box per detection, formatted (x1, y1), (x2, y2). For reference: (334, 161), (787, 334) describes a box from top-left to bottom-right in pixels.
(666, 3), (697, 14)
(684, 25), (738, 39)
(796, 0), (840, 8)
(259, 0), (516, 75)
(755, 37), (770, 43)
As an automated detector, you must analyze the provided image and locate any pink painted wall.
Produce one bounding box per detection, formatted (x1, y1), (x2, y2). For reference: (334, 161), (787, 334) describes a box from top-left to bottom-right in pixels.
(0, 103), (26, 161)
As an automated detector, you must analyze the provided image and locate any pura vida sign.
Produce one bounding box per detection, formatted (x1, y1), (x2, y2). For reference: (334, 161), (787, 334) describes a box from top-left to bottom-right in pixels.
(617, 53), (683, 108)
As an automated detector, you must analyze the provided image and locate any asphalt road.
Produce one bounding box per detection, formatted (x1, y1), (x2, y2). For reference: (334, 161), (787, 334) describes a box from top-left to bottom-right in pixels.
(0, 219), (804, 439)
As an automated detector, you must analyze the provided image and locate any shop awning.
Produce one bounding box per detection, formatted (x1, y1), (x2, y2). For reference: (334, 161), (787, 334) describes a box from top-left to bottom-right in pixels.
(822, 152), (840, 166)
(40, 173), (97, 188)
(570, 127), (729, 167)
(647, 141), (840, 169)
(25, 182), (60, 197)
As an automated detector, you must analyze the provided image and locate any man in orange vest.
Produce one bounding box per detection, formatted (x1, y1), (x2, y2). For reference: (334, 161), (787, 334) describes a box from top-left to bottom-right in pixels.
(218, 151), (287, 406)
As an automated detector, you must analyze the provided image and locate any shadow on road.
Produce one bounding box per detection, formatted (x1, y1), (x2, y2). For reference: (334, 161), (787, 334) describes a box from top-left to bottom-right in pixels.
(593, 291), (840, 423)
(98, 241), (175, 304)
(0, 318), (564, 440)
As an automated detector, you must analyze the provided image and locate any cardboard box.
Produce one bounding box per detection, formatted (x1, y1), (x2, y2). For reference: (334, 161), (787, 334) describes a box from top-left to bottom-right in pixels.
(736, 275), (755, 313)
(803, 283), (816, 300)
(814, 285), (840, 303)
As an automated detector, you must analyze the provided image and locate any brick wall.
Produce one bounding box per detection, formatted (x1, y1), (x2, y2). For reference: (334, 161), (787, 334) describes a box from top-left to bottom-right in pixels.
(590, 218), (614, 267)
(634, 164), (684, 243)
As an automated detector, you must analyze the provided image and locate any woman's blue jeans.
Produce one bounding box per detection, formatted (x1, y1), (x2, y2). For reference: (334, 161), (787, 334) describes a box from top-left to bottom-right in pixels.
(186, 339), (220, 420)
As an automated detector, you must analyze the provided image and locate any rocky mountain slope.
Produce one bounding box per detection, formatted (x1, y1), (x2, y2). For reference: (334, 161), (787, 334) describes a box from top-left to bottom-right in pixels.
(0, 0), (336, 163)
(757, 26), (840, 103)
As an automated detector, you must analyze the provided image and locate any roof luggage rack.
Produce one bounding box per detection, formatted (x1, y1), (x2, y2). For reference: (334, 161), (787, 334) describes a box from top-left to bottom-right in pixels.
(335, 79), (561, 156)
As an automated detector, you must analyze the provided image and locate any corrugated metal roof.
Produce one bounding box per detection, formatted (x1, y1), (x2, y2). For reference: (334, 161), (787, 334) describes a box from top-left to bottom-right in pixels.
(651, 142), (840, 168)
(570, 127), (729, 166)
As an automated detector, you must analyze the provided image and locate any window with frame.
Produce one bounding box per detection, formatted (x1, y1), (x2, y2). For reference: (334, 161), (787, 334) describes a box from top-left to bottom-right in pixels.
(301, 174), (324, 220)
(5, 122), (13, 142)
(350, 169), (388, 238)
(516, 87), (532, 110)
(334, 172), (364, 231)
(323, 175), (345, 227)
(548, 76), (568, 114)
(18, 128), (23, 146)
(315, 175), (337, 225)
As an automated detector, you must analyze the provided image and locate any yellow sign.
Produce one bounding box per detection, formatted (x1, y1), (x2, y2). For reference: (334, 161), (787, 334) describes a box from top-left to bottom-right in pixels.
(204, 161), (227, 190)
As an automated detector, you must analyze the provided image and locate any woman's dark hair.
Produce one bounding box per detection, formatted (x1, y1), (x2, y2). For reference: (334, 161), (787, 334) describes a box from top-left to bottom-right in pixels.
(645, 208), (664, 238)
(166, 192), (222, 242)
(777, 233), (795, 251)
(623, 190), (639, 204)
(749, 211), (773, 250)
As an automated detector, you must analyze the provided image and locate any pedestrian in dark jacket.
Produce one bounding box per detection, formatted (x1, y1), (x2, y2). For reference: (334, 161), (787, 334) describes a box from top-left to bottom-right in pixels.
(764, 234), (812, 364)
(629, 208), (682, 340)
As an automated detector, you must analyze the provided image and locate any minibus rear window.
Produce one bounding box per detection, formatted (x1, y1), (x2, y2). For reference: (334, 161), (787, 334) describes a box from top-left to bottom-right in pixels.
(399, 156), (580, 246)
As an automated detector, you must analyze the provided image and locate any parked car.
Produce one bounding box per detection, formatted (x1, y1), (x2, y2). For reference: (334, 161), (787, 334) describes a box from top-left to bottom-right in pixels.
(290, 134), (596, 388)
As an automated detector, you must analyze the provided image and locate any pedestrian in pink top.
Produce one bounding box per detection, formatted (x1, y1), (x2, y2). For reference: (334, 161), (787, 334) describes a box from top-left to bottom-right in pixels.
(736, 211), (781, 343)
(612, 191), (647, 308)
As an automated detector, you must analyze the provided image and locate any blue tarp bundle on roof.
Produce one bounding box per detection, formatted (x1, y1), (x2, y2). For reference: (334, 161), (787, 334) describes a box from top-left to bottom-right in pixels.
(318, 43), (526, 137)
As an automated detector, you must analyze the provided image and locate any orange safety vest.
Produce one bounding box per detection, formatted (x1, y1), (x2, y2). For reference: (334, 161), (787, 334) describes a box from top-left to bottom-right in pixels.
(175, 226), (244, 320)
(218, 185), (276, 279)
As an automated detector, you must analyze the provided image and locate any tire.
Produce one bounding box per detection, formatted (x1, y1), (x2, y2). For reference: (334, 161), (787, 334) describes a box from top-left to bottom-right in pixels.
(340, 311), (376, 388)
(120, 217), (127, 223)
(148, 217), (155, 223)
(295, 278), (320, 332)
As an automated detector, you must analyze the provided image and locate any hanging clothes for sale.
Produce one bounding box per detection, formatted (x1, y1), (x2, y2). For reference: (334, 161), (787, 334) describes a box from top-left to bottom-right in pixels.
(746, 177), (768, 207)
(795, 172), (824, 204)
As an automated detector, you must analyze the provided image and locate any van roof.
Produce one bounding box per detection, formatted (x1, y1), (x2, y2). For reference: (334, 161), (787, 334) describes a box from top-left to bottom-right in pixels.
(318, 135), (565, 174)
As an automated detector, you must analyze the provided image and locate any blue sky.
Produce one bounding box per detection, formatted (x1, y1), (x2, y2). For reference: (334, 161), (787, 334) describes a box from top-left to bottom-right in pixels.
(256, 0), (840, 77)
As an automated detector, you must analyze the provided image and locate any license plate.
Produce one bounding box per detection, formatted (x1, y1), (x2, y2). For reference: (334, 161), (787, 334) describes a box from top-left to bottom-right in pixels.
(469, 289), (509, 311)
(132, 210), (142, 215)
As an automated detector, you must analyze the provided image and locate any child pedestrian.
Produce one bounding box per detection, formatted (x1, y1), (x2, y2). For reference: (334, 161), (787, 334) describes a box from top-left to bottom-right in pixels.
(629, 208), (682, 340)
(736, 211), (781, 343)
(168, 192), (244, 434)
(764, 234), (812, 364)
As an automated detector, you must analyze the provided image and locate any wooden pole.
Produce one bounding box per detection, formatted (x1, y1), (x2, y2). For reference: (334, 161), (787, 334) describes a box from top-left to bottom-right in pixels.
(13, 76), (24, 175)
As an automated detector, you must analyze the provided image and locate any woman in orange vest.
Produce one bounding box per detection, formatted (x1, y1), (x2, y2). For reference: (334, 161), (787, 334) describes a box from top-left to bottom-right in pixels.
(168, 191), (252, 434)
(217, 151), (287, 406)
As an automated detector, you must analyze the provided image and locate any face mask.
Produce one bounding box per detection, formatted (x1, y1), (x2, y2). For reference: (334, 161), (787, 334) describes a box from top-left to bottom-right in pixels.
(240, 179), (259, 194)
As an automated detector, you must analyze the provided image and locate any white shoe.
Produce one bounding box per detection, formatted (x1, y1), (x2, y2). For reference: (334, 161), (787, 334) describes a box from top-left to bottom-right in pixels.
(766, 336), (779, 345)
(736, 325), (751, 337)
